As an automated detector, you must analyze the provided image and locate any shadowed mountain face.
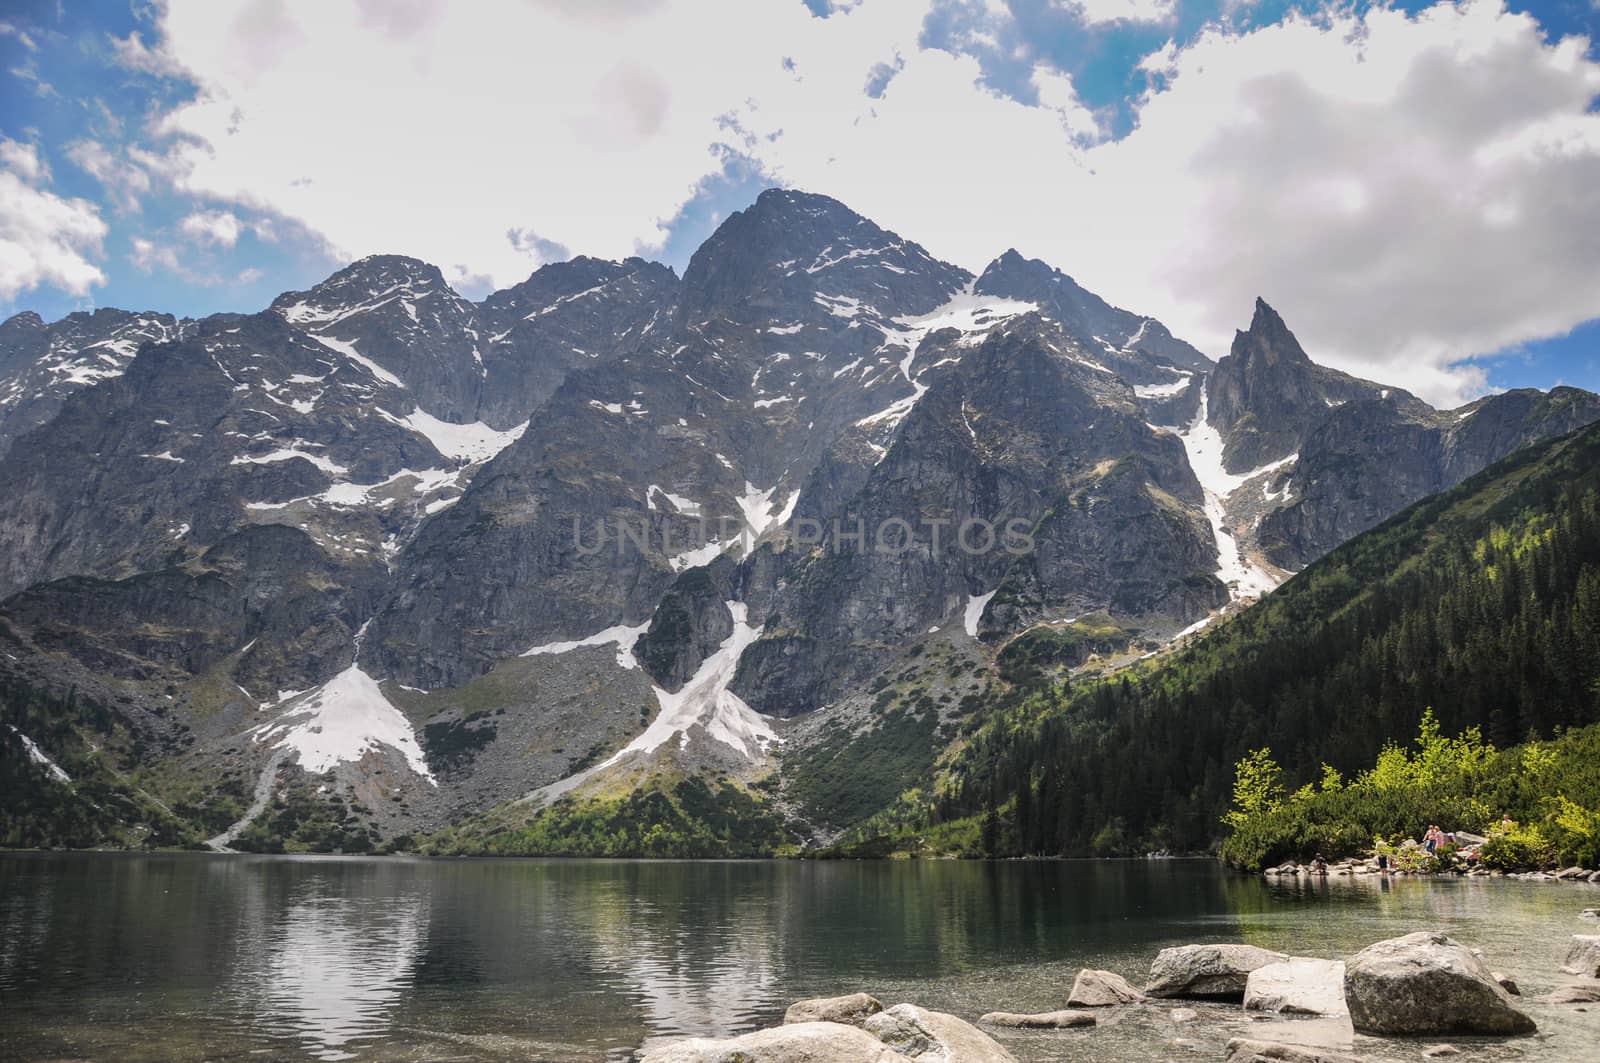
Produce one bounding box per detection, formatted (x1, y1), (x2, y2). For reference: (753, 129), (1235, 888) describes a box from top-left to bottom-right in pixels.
(1, 189), (1595, 850)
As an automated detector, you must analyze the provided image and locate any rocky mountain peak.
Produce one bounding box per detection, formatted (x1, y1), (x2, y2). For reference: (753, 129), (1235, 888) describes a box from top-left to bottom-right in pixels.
(974, 249), (1211, 381)
(678, 187), (968, 320)
(1232, 297), (1312, 368)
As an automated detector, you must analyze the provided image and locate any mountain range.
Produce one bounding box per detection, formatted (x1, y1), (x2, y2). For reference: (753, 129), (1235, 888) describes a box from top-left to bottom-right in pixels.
(2, 188), (1597, 852)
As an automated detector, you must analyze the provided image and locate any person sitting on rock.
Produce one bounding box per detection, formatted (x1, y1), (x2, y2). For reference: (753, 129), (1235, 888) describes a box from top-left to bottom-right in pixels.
(1311, 853), (1329, 875)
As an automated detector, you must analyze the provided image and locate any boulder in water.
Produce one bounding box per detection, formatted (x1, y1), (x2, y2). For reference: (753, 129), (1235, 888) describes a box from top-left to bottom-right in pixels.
(639, 1021), (914, 1062)
(784, 992), (884, 1026)
(1146, 944), (1289, 1000)
(863, 1003), (1017, 1062)
(977, 1009), (1095, 1028)
(1066, 968), (1144, 1007)
(1243, 958), (1347, 1016)
(1344, 931), (1536, 1036)
(1546, 981), (1600, 1004)
(1223, 1038), (1362, 1063)
(1563, 935), (1600, 977)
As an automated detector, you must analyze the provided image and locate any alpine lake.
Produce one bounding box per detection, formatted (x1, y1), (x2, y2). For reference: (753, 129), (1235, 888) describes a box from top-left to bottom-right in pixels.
(2, 854), (1595, 1062)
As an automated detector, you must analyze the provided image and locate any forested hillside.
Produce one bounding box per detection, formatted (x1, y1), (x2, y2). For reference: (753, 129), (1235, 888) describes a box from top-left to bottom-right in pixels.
(880, 420), (1600, 859)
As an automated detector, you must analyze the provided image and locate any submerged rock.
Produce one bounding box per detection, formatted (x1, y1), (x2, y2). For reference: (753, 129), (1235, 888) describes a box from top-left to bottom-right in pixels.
(1546, 981), (1600, 1004)
(639, 1021), (914, 1062)
(1343, 931), (1536, 1036)
(1563, 935), (1600, 977)
(784, 992), (884, 1026)
(1243, 958), (1347, 1016)
(1222, 1038), (1362, 1063)
(1146, 944), (1289, 1000)
(1067, 968), (1145, 1007)
(1420, 1047), (1462, 1059)
(863, 1003), (1017, 1062)
(977, 1010), (1095, 1029)
(1170, 1007), (1199, 1023)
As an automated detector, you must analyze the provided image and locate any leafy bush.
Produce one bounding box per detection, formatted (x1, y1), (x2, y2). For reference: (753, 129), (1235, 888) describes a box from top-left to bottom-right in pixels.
(1219, 716), (1600, 871)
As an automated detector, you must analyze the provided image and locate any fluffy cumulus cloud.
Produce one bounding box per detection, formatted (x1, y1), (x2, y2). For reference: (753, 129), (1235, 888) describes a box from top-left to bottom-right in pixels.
(0, 138), (107, 302)
(126, 0), (1600, 405)
(178, 209), (242, 247)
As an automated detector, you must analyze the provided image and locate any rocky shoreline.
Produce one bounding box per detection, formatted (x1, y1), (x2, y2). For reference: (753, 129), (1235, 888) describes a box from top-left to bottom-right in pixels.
(1262, 855), (1600, 883)
(637, 928), (1600, 1062)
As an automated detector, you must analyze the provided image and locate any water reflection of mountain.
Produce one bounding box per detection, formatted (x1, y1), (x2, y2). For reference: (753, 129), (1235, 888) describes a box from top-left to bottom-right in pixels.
(224, 859), (427, 1061)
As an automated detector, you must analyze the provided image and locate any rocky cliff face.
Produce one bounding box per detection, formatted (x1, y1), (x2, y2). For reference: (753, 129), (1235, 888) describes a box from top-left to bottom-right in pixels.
(1, 188), (1595, 850)
(0, 308), (190, 456)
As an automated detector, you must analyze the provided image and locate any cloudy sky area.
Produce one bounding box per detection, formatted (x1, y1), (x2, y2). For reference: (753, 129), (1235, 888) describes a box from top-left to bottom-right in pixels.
(2, 0), (1598, 406)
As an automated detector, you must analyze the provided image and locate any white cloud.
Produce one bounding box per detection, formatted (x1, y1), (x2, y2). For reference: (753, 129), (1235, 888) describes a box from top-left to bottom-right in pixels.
(66, 139), (152, 213)
(0, 153), (107, 301)
(0, 138), (47, 183)
(109, 29), (188, 78)
(142, 0), (937, 290)
(1056, 0), (1176, 27)
(178, 209), (242, 246)
(128, 236), (181, 274)
(127, 0), (1600, 406)
(0, 20), (39, 52)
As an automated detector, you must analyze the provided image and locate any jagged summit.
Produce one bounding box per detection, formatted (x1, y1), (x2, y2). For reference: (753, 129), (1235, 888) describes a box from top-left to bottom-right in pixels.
(678, 187), (969, 320)
(1231, 297), (1312, 367)
(975, 246), (1211, 379)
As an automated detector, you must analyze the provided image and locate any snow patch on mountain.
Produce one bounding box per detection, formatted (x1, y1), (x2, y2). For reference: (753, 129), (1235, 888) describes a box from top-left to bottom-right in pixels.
(522, 622), (648, 671)
(964, 590), (997, 638)
(533, 602), (775, 802)
(1133, 372), (1193, 399)
(1173, 390), (1297, 600)
(7, 725), (70, 783)
(249, 663), (436, 784)
(388, 408), (525, 464)
(307, 333), (404, 387)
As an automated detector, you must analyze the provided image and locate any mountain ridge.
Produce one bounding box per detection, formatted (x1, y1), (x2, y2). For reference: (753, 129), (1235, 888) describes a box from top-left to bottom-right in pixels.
(1, 188), (1596, 854)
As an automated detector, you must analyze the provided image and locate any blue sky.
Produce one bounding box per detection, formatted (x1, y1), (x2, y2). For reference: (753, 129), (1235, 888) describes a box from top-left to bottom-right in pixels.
(2, 0), (1598, 405)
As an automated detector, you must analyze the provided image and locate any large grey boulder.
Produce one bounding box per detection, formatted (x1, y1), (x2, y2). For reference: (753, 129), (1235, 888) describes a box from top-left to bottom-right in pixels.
(1563, 935), (1600, 977)
(1066, 968), (1144, 1007)
(862, 1004), (1017, 1062)
(1146, 944), (1289, 1000)
(977, 1010), (1095, 1028)
(639, 1021), (914, 1062)
(1344, 931), (1536, 1036)
(784, 992), (884, 1026)
(1223, 1040), (1362, 1063)
(1243, 958), (1347, 1016)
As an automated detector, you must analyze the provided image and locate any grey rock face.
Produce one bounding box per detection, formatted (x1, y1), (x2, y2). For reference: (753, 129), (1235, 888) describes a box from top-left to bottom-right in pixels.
(1208, 299), (1416, 473)
(0, 307), (189, 456)
(0, 524), (375, 697)
(476, 255), (678, 428)
(635, 560), (737, 691)
(783, 992), (885, 1026)
(1260, 385), (1600, 568)
(734, 316), (1224, 717)
(1067, 968), (1145, 1007)
(973, 248), (1211, 382)
(0, 311), (457, 601)
(273, 255), (486, 423)
(1343, 931), (1536, 1036)
(1145, 944), (1289, 1000)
